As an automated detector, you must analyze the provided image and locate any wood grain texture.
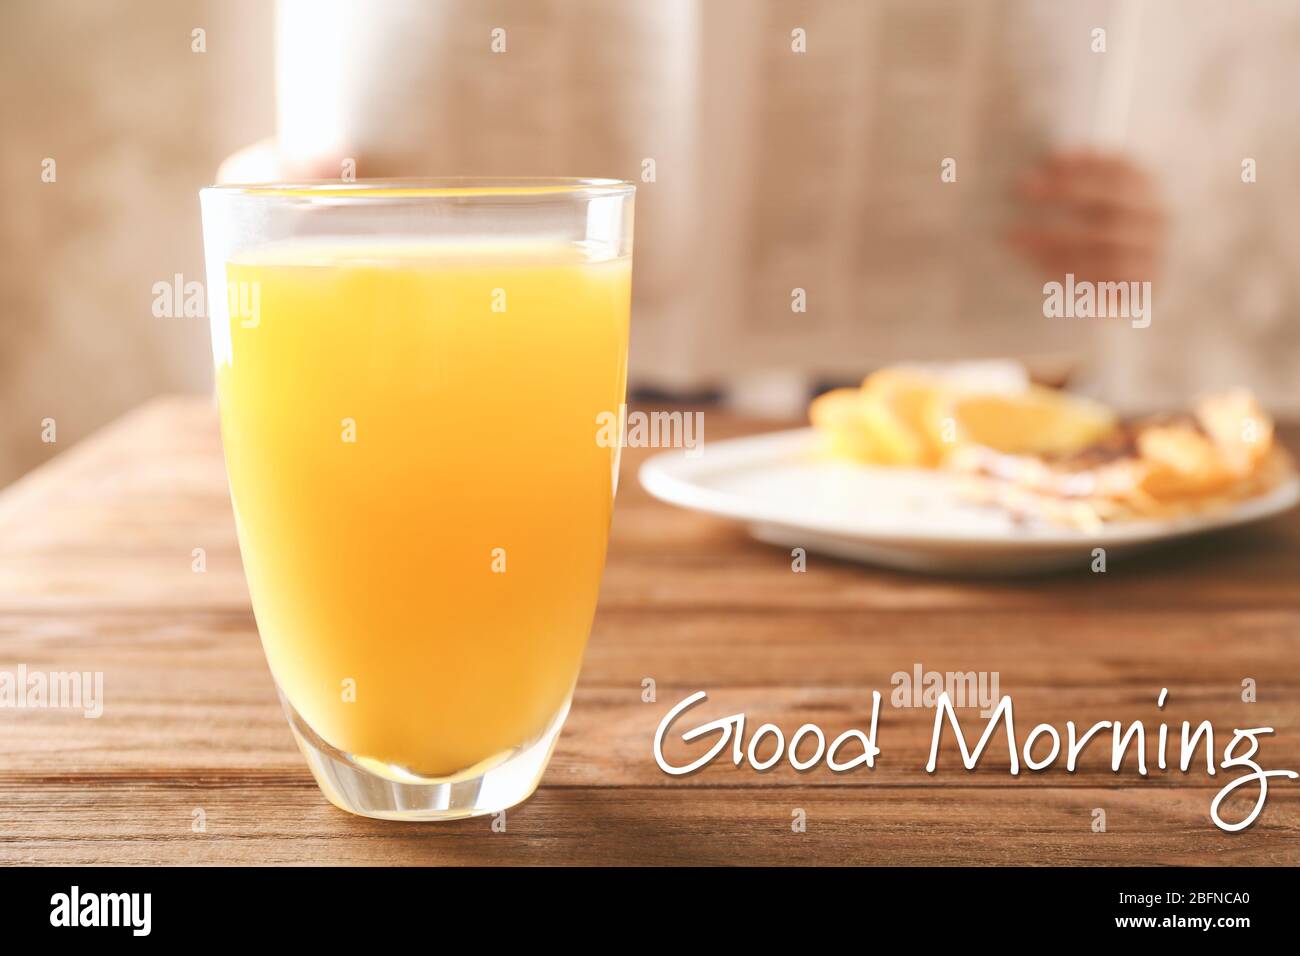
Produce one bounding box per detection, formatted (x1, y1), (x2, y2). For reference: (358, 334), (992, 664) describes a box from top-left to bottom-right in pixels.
(0, 396), (1297, 866)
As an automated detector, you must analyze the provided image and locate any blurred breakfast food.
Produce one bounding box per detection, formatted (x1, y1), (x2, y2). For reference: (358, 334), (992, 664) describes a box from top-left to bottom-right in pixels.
(810, 364), (1293, 531)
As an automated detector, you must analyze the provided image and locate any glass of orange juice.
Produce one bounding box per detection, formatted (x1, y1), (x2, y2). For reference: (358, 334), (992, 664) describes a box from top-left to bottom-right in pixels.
(199, 179), (634, 820)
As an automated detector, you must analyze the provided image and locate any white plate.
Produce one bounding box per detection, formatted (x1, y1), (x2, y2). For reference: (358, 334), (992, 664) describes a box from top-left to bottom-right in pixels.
(638, 429), (1300, 574)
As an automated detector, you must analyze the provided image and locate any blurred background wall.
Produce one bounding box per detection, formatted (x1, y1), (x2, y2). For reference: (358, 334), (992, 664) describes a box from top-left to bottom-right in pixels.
(3, 0), (1299, 489)
(0, 0), (273, 488)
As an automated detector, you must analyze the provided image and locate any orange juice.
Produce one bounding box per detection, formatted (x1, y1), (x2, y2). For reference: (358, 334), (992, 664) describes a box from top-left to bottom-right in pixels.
(216, 240), (630, 777)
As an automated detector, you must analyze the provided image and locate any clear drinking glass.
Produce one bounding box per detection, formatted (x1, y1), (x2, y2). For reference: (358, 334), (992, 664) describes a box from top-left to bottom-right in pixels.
(199, 179), (634, 819)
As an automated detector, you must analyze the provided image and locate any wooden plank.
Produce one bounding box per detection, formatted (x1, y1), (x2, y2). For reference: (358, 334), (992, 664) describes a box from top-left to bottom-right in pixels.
(0, 609), (1295, 788)
(3, 605), (1296, 693)
(2, 399), (1295, 616)
(0, 785), (1294, 866)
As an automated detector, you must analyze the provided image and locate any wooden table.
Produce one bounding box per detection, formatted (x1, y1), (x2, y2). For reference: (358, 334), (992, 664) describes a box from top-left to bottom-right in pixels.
(0, 396), (1296, 865)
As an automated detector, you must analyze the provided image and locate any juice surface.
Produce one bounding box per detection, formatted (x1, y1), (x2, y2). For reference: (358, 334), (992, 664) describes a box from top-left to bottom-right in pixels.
(217, 240), (630, 776)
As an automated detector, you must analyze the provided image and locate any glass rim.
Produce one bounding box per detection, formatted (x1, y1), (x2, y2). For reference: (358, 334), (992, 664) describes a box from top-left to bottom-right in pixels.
(201, 177), (636, 203)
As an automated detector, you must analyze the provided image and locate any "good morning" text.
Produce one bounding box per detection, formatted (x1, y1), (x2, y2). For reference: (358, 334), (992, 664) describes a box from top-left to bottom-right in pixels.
(653, 688), (1297, 833)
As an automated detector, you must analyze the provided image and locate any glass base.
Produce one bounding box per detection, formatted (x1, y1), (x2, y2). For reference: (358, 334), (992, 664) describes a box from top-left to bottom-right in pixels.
(278, 690), (570, 821)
